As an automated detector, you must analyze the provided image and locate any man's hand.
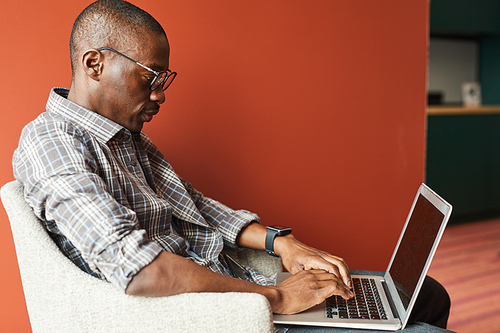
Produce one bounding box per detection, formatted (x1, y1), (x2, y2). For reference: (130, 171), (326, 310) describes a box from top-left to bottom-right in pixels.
(274, 234), (352, 290)
(236, 222), (353, 307)
(271, 269), (353, 315)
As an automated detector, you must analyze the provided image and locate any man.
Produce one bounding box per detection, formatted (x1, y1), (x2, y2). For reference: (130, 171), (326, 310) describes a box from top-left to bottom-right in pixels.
(13, 1), (450, 331)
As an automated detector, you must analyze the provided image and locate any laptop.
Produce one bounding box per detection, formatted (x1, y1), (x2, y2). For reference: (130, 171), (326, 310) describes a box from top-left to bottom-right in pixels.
(273, 183), (452, 331)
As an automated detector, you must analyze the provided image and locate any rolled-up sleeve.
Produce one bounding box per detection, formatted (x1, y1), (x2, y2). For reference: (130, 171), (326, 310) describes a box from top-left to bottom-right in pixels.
(14, 118), (162, 291)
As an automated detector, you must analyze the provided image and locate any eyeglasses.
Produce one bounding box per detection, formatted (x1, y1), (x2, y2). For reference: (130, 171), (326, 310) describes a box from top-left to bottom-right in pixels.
(97, 47), (177, 91)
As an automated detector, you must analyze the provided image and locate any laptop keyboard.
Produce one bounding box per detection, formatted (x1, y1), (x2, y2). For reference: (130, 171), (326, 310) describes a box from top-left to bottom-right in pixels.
(326, 278), (388, 320)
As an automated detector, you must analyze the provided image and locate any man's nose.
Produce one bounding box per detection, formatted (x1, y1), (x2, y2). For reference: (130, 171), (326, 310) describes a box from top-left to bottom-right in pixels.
(150, 88), (166, 104)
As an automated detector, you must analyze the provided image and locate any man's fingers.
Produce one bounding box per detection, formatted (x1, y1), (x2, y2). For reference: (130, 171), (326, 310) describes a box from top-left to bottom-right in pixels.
(274, 270), (354, 314)
(293, 269), (354, 299)
(314, 278), (354, 299)
(301, 254), (352, 289)
(320, 255), (352, 288)
(276, 237), (353, 289)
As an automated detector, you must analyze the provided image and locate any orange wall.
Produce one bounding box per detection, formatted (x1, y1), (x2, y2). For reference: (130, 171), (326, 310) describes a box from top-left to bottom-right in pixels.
(0, 1), (428, 331)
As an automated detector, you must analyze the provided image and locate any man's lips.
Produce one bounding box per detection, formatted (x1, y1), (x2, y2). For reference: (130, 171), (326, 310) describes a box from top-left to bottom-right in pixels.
(142, 113), (154, 122)
(141, 106), (159, 122)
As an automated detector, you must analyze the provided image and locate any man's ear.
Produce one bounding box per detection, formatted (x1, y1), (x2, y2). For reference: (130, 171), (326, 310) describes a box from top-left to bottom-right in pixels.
(82, 49), (103, 81)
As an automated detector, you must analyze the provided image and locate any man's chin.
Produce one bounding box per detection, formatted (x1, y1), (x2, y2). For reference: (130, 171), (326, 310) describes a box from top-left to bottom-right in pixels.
(127, 122), (144, 134)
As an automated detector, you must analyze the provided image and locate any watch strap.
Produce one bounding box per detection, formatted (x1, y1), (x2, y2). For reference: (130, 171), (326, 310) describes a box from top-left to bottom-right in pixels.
(265, 226), (292, 257)
(265, 228), (279, 257)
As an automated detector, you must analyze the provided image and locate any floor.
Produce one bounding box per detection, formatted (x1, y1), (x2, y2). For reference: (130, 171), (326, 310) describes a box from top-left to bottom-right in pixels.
(427, 218), (500, 333)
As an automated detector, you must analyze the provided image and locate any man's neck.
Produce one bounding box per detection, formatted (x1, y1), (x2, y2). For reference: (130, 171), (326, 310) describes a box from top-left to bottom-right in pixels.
(67, 81), (97, 113)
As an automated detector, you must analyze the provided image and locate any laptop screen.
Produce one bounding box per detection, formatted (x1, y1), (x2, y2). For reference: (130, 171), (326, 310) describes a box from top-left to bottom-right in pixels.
(388, 193), (445, 310)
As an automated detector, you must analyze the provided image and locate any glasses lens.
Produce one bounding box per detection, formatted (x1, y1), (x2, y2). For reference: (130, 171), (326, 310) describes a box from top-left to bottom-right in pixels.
(151, 72), (167, 91)
(150, 71), (176, 91)
(161, 72), (177, 91)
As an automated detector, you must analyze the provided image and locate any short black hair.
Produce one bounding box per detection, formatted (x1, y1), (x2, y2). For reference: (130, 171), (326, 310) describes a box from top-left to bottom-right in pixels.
(70, 0), (166, 75)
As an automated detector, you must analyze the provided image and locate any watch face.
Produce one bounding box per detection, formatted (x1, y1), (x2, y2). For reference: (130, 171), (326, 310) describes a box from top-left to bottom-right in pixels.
(268, 225), (292, 236)
(268, 225), (290, 231)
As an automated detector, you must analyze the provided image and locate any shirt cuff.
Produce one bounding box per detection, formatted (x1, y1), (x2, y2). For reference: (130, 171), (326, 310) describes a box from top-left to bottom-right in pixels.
(89, 229), (163, 291)
(221, 209), (261, 250)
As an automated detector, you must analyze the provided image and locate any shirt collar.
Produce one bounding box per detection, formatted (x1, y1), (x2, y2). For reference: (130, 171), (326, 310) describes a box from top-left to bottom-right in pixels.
(46, 87), (133, 143)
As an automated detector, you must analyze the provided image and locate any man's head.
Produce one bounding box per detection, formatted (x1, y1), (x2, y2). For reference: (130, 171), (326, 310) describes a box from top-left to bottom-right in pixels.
(69, 0), (173, 133)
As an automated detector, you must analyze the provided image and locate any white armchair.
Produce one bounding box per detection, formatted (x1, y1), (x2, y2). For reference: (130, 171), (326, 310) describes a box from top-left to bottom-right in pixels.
(2, 180), (282, 333)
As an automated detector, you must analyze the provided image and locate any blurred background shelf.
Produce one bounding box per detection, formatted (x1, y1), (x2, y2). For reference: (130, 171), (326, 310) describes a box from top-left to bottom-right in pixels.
(427, 106), (500, 115)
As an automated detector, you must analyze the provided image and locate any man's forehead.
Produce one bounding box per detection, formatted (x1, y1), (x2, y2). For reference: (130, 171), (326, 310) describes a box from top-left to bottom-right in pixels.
(122, 33), (170, 69)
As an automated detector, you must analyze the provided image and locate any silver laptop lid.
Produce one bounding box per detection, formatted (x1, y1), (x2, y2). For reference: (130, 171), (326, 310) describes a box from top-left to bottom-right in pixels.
(384, 183), (452, 329)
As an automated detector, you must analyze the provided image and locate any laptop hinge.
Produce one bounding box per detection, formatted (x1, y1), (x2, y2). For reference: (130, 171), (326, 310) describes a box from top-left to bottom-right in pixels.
(381, 280), (399, 319)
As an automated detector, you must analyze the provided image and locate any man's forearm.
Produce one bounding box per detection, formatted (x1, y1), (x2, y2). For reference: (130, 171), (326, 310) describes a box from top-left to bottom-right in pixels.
(125, 250), (351, 315)
(236, 221), (296, 258)
(235, 221), (267, 249)
(125, 251), (280, 302)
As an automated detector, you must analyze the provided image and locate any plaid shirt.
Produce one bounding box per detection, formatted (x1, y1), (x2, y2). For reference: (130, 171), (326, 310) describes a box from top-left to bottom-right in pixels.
(13, 88), (272, 291)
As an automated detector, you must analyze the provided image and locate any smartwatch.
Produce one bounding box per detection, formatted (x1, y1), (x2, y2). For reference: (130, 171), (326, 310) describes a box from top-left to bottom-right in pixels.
(265, 225), (292, 257)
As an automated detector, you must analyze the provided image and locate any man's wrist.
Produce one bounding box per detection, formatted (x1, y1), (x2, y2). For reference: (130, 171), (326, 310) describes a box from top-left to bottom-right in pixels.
(265, 225), (292, 257)
(264, 285), (283, 313)
(272, 233), (295, 258)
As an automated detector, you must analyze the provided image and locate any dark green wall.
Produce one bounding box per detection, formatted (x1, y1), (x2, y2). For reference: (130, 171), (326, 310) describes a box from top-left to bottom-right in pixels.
(430, 0), (500, 37)
(480, 38), (500, 104)
(427, 1), (500, 224)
